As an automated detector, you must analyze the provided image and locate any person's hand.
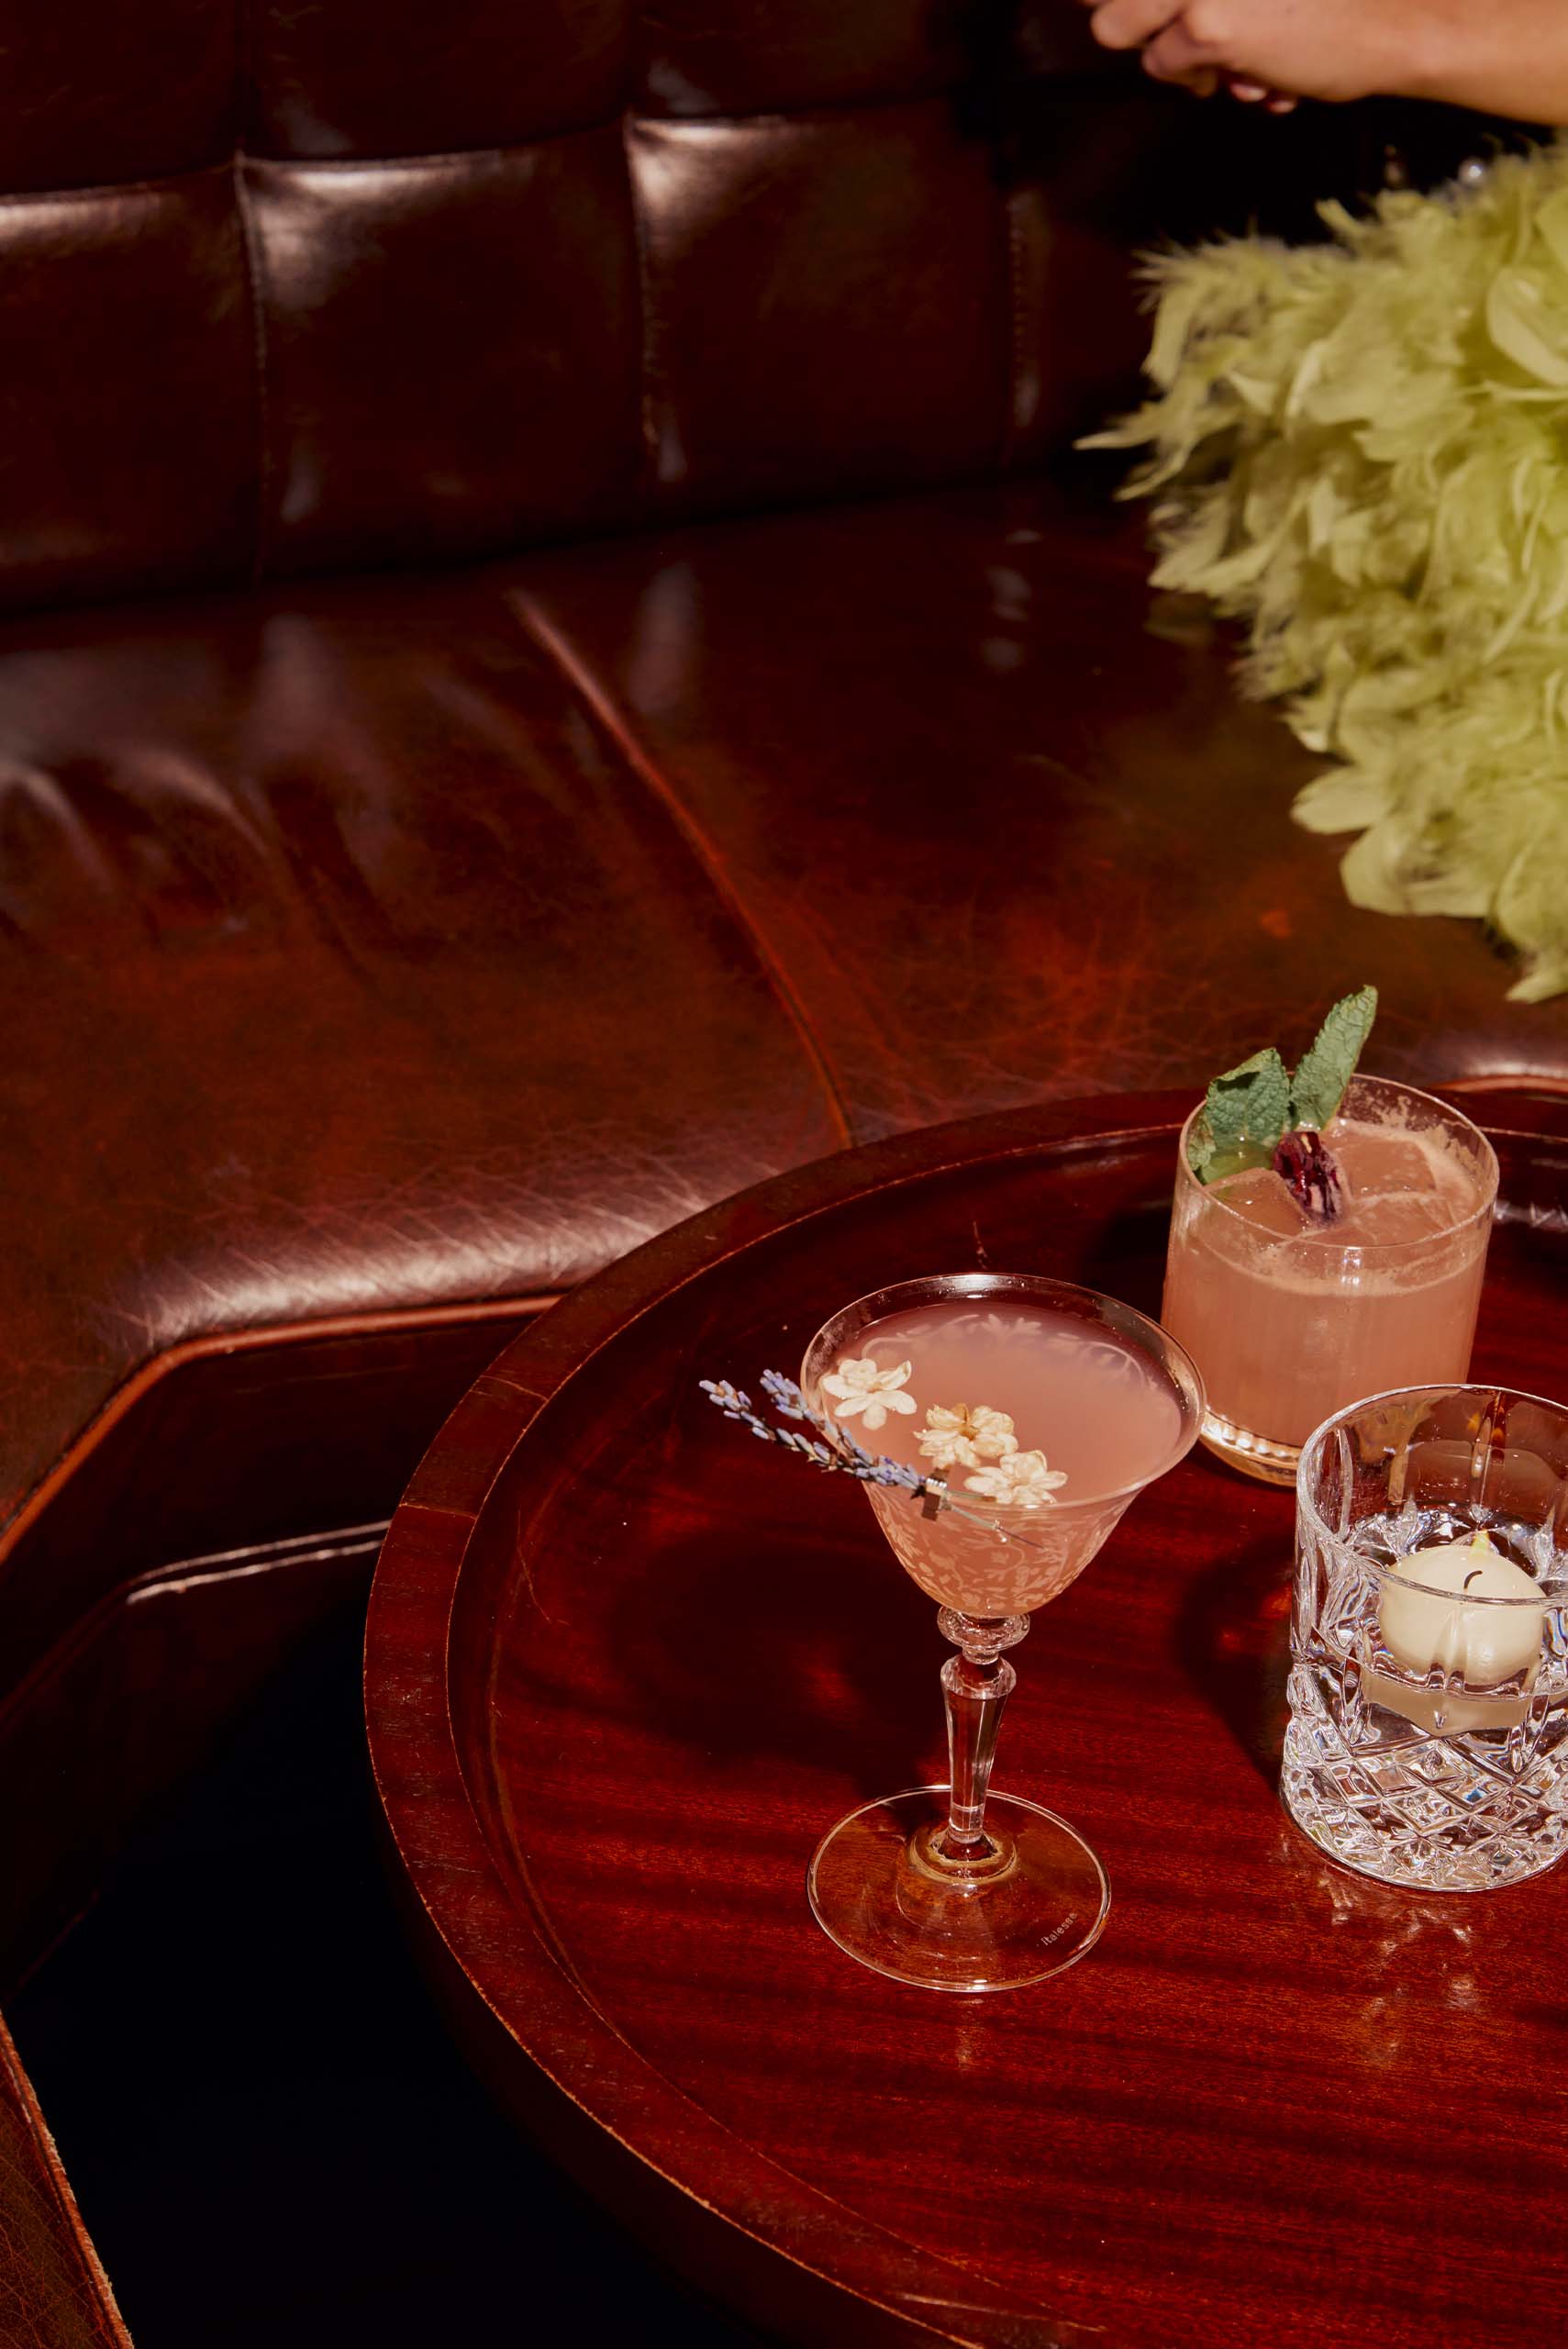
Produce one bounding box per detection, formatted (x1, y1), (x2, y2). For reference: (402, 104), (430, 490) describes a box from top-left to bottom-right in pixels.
(1082, 0), (1430, 110)
(1084, 0), (1568, 128)
(1225, 77), (1299, 115)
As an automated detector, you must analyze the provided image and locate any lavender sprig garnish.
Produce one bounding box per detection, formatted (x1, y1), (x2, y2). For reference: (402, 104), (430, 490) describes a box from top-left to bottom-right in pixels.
(700, 1375), (926, 1492)
(699, 1371), (1071, 1556)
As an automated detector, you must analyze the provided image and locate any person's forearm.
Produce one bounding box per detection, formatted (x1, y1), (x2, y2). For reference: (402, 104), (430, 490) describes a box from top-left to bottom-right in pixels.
(1087, 0), (1568, 127)
(1408, 1), (1568, 123)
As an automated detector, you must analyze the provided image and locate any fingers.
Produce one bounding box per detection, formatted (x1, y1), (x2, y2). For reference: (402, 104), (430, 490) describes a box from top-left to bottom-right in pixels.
(1152, 64), (1221, 95)
(1086, 0), (1187, 54)
(1140, 17), (1214, 80)
(1089, 0), (1301, 115)
(1227, 73), (1299, 110)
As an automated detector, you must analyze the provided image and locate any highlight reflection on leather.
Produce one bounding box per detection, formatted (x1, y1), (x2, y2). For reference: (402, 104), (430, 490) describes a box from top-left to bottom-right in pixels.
(0, 564), (840, 1620)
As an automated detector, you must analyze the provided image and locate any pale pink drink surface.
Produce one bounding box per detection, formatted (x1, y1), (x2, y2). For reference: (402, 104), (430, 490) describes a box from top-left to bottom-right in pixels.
(1162, 1108), (1493, 1453)
(830, 1297), (1183, 1615)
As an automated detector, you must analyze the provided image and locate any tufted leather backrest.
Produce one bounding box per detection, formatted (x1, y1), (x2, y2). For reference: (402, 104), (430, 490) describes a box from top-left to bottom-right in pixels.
(0, 0), (1189, 611)
(1, 1), (1418, 616)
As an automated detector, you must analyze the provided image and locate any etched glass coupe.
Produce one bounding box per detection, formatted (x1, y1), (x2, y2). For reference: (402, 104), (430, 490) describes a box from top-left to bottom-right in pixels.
(800, 1273), (1203, 1992)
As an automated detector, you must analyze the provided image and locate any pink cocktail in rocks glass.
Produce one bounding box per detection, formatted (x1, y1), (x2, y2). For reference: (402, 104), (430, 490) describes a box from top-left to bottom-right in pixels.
(1163, 1075), (1497, 1486)
(800, 1274), (1202, 1993)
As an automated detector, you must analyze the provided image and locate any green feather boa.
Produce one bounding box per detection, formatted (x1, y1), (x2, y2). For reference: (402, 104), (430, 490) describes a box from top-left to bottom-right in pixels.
(1091, 140), (1568, 1001)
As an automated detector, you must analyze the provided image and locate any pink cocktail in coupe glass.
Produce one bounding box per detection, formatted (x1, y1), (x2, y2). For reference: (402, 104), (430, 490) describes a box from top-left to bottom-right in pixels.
(1163, 1075), (1498, 1486)
(800, 1274), (1203, 1993)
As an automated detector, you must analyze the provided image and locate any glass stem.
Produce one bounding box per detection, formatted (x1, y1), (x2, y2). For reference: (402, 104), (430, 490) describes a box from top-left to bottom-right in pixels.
(937, 1609), (1029, 1858)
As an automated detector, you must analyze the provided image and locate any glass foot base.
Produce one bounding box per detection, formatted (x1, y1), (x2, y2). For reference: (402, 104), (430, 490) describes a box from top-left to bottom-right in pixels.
(1198, 1408), (1300, 1486)
(806, 1786), (1109, 1993)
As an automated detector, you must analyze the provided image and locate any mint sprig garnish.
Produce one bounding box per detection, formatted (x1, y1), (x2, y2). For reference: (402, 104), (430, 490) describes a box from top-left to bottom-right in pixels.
(1193, 1046), (1291, 1184)
(1287, 985), (1379, 1130)
(1187, 985), (1378, 1185)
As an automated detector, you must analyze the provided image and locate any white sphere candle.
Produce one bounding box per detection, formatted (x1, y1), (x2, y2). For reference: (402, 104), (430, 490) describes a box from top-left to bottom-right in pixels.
(1378, 1531), (1544, 1687)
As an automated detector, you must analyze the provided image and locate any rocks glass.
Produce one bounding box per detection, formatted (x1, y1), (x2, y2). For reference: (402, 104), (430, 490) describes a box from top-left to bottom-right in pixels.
(1163, 1075), (1497, 1486)
(1284, 1386), (1568, 1890)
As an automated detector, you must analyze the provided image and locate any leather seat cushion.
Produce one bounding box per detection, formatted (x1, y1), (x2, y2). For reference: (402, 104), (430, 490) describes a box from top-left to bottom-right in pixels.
(3, 475), (1563, 1673)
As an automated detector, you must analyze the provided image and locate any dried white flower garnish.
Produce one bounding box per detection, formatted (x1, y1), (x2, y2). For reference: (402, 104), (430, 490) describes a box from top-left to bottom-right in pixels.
(917, 1403), (1018, 1472)
(820, 1355), (917, 1432)
(962, 1449), (1069, 1508)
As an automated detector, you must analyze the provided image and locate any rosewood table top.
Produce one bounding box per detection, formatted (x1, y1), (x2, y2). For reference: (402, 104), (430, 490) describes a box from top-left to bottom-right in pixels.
(365, 1084), (1568, 2349)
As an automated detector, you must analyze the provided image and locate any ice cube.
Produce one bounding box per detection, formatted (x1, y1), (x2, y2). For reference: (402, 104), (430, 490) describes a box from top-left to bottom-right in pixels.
(1207, 1166), (1311, 1238)
(1332, 1192), (1457, 1248)
(1329, 1127), (1440, 1197)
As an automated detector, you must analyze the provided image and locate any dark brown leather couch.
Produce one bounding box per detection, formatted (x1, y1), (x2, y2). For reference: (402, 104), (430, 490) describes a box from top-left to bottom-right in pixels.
(2, 3), (1565, 2332)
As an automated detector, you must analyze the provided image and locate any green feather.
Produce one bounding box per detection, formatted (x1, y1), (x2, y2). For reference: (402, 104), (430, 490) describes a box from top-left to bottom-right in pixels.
(1093, 141), (1568, 998)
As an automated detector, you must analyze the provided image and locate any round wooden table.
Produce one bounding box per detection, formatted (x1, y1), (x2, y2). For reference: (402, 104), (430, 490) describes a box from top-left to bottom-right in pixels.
(365, 1087), (1568, 2349)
